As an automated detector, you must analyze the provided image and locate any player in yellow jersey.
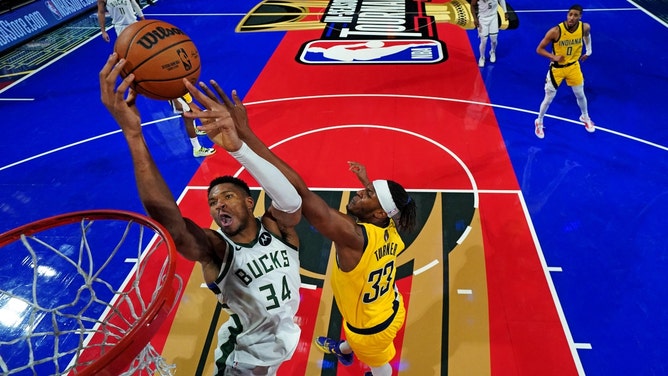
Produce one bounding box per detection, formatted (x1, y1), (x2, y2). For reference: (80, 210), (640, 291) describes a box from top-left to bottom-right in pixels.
(320, 161), (410, 376)
(182, 81), (418, 376)
(169, 93), (216, 157)
(534, 4), (595, 139)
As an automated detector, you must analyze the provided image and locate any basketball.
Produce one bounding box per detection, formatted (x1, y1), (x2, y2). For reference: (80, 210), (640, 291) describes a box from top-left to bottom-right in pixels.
(113, 20), (201, 100)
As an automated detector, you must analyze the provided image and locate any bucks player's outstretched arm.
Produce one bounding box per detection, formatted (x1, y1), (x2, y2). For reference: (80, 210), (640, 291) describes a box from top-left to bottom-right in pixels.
(182, 79), (303, 244)
(184, 79), (366, 272)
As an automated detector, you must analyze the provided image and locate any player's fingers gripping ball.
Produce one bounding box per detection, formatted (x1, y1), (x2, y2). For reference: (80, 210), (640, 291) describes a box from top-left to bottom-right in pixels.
(114, 20), (201, 100)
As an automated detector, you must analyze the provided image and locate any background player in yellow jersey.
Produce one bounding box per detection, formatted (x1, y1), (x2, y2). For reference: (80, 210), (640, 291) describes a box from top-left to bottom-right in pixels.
(183, 80), (418, 376)
(534, 4), (594, 139)
(169, 93), (216, 157)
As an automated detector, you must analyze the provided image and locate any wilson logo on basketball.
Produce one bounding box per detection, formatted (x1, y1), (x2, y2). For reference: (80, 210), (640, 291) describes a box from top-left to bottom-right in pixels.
(135, 26), (185, 49)
(114, 19), (201, 100)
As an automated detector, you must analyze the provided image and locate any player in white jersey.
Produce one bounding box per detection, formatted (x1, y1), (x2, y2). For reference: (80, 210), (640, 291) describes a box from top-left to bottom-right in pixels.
(183, 82), (418, 376)
(99, 55), (303, 375)
(97, 0), (145, 42)
(471, 0), (507, 67)
(212, 221), (301, 373)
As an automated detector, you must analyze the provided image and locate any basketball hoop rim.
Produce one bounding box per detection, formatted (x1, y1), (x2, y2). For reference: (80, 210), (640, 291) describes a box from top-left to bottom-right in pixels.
(0, 209), (179, 376)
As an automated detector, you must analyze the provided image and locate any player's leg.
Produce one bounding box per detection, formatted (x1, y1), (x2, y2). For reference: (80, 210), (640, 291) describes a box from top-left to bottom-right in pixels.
(566, 67), (595, 132)
(572, 84), (595, 132)
(172, 96), (215, 157)
(488, 17), (500, 63)
(489, 33), (498, 63)
(478, 20), (491, 67)
(571, 84), (589, 118)
(535, 69), (561, 138)
(478, 35), (488, 67)
(347, 298), (405, 374)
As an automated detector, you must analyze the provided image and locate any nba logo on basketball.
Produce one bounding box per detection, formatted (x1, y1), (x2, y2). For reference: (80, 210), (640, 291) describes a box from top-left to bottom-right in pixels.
(177, 48), (192, 71)
(298, 39), (446, 64)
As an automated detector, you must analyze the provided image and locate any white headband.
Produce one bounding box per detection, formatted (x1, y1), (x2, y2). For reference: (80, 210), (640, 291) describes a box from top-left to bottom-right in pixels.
(372, 180), (400, 218)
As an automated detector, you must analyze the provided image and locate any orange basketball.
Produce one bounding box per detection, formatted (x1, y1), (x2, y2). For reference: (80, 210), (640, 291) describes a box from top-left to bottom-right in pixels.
(114, 20), (201, 100)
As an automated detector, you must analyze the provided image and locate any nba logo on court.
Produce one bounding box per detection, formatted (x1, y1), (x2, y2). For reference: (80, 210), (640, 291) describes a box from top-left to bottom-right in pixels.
(298, 39), (446, 64)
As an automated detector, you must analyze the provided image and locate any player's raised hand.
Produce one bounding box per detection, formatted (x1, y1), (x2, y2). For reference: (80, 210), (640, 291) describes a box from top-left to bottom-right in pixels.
(348, 161), (370, 186)
(209, 82), (250, 137)
(99, 53), (141, 137)
(189, 80), (250, 139)
(182, 79), (240, 152)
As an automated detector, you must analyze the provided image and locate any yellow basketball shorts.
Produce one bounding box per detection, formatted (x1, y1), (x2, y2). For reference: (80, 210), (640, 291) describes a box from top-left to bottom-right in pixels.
(546, 61), (584, 90)
(343, 295), (406, 368)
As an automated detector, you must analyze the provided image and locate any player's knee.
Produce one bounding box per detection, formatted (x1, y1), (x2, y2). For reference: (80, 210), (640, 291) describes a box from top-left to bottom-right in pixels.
(543, 88), (557, 101)
(571, 84), (586, 99)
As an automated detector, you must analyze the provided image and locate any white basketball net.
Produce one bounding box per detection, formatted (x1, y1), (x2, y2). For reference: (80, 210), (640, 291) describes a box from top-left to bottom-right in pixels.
(0, 213), (181, 375)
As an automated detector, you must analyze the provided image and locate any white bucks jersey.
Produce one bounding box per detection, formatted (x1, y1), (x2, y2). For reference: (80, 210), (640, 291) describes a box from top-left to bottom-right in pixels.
(212, 221), (301, 367)
(477, 0), (501, 19)
(105, 0), (140, 35)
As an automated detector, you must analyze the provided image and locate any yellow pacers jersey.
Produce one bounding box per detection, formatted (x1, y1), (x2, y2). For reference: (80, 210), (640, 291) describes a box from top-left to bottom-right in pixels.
(554, 21), (583, 65)
(181, 92), (193, 103)
(331, 220), (405, 329)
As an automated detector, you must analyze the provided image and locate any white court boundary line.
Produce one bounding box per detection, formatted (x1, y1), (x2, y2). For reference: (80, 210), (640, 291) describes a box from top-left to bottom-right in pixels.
(1, 93), (667, 172)
(0, 116), (180, 172)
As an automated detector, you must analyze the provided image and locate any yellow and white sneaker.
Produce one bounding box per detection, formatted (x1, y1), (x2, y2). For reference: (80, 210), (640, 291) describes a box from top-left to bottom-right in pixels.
(193, 147), (216, 157)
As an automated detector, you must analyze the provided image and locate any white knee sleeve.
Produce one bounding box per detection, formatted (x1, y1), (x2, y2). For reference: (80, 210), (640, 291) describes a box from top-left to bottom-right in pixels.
(571, 84), (586, 100)
(538, 88), (557, 118)
(490, 34), (498, 48)
(479, 38), (488, 56)
(571, 84), (589, 115)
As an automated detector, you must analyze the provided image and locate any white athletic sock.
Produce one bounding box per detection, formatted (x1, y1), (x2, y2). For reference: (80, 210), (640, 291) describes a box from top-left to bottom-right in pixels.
(190, 137), (201, 149)
(339, 341), (352, 354)
(369, 363), (392, 376)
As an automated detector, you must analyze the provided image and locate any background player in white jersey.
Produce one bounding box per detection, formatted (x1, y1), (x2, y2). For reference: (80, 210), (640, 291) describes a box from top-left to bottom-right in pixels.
(97, 0), (145, 42)
(99, 54), (303, 376)
(471, 0), (507, 67)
